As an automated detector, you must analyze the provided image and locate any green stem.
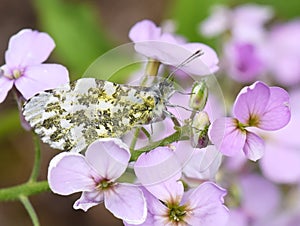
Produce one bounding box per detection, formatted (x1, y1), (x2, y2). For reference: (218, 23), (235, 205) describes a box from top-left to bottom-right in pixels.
(28, 133), (41, 182)
(130, 129), (190, 161)
(130, 127), (141, 151)
(19, 195), (40, 226)
(0, 181), (50, 201)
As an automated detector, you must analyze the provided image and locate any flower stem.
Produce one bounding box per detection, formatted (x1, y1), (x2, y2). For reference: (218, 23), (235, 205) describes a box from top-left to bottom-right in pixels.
(130, 127), (190, 161)
(28, 133), (41, 182)
(19, 195), (40, 226)
(0, 181), (50, 201)
(130, 127), (141, 151)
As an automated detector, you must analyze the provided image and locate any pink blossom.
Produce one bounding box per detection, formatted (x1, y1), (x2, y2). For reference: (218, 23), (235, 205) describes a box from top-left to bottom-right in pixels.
(200, 4), (272, 82)
(223, 41), (265, 82)
(133, 147), (228, 225)
(259, 89), (300, 183)
(264, 20), (300, 86)
(48, 138), (147, 225)
(209, 81), (291, 161)
(0, 29), (69, 103)
(226, 174), (281, 226)
(200, 4), (273, 38)
(129, 19), (219, 75)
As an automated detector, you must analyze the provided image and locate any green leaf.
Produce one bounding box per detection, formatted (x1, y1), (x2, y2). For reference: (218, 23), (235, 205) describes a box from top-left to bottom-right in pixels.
(33, 0), (113, 77)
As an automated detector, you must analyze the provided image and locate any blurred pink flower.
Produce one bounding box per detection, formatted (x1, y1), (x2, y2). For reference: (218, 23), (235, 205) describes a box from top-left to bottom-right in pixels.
(129, 19), (219, 75)
(209, 81), (291, 161)
(223, 41), (265, 82)
(200, 4), (273, 38)
(48, 138), (147, 225)
(260, 89), (300, 183)
(226, 174), (281, 226)
(0, 29), (69, 103)
(264, 20), (300, 86)
(200, 4), (273, 82)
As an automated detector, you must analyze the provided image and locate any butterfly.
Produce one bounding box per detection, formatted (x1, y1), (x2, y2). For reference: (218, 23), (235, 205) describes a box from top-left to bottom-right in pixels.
(22, 77), (175, 152)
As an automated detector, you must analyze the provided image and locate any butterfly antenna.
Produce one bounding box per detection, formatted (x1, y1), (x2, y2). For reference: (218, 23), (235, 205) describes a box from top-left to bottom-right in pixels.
(165, 49), (204, 81)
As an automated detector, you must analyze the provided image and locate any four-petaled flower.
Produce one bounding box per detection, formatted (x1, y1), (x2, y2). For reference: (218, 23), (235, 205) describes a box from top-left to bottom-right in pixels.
(133, 146), (229, 225)
(209, 81), (291, 161)
(48, 138), (147, 225)
(0, 29), (69, 103)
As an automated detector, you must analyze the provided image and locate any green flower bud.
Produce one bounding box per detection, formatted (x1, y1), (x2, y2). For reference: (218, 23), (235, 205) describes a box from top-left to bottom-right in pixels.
(189, 81), (208, 111)
(191, 111), (210, 148)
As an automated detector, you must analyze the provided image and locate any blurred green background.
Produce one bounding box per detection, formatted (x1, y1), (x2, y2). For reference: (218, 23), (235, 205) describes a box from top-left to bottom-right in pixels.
(0, 0), (299, 225)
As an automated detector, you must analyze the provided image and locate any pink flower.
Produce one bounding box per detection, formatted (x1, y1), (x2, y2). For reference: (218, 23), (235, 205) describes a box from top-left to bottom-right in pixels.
(259, 89), (300, 183)
(226, 174), (281, 226)
(209, 81), (291, 161)
(200, 4), (272, 82)
(129, 19), (219, 75)
(48, 138), (147, 225)
(223, 41), (265, 82)
(264, 20), (300, 86)
(200, 4), (273, 38)
(0, 29), (69, 103)
(133, 147), (229, 225)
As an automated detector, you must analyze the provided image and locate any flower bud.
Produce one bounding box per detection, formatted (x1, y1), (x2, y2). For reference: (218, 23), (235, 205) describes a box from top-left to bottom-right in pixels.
(189, 81), (208, 111)
(191, 111), (210, 148)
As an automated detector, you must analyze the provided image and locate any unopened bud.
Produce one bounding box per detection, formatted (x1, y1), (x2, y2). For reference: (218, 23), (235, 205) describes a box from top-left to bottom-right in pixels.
(189, 81), (208, 111)
(191, 111), (210, 148)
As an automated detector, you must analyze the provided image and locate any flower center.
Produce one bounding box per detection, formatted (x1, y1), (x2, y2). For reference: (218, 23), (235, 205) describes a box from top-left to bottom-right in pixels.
(247, 114), (260, 127)
(96, 179), (114, 191)
(167, 203), (187, 223)
(2, 68), (23, 80)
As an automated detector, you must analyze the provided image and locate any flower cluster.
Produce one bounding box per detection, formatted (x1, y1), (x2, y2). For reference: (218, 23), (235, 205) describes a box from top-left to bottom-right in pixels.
(200, 4), (300, 85)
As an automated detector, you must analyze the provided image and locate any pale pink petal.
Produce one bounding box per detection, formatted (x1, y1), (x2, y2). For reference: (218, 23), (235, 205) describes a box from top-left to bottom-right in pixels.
(243, 131), (264, 161)
(259, 87), (291, 130)
(5, 29), (55, 67)
(73, 190), (104, 211)
(104, 183), (147, 224)
(233, 4), (273, 28)
(183, 42), (219, 73)
(199, 5), (231, 37)
(124, 187), (162, 226)
(47, 152), (99, 195)
(0, 75), (14, 103)
(183, 182), (228, 226)
(224, 41), (264, 82)
(265, 20), (300, 86)
(239, 174), (281, 219)
(260, 141), (300, 184)
(145, 176), (184, 204)
(134, 146), (182, 187)
(225, 208), (248, 226)
(183, 145), (222, 180)
(209, 117), (246, 156)
(86, 138), (130, 180)
(134, 41), (217, 76)
(224, 150), (247, 172)
(233, 81), (270, 124)
(129, 20), (162, 42)
(14, 63), (69, 99)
